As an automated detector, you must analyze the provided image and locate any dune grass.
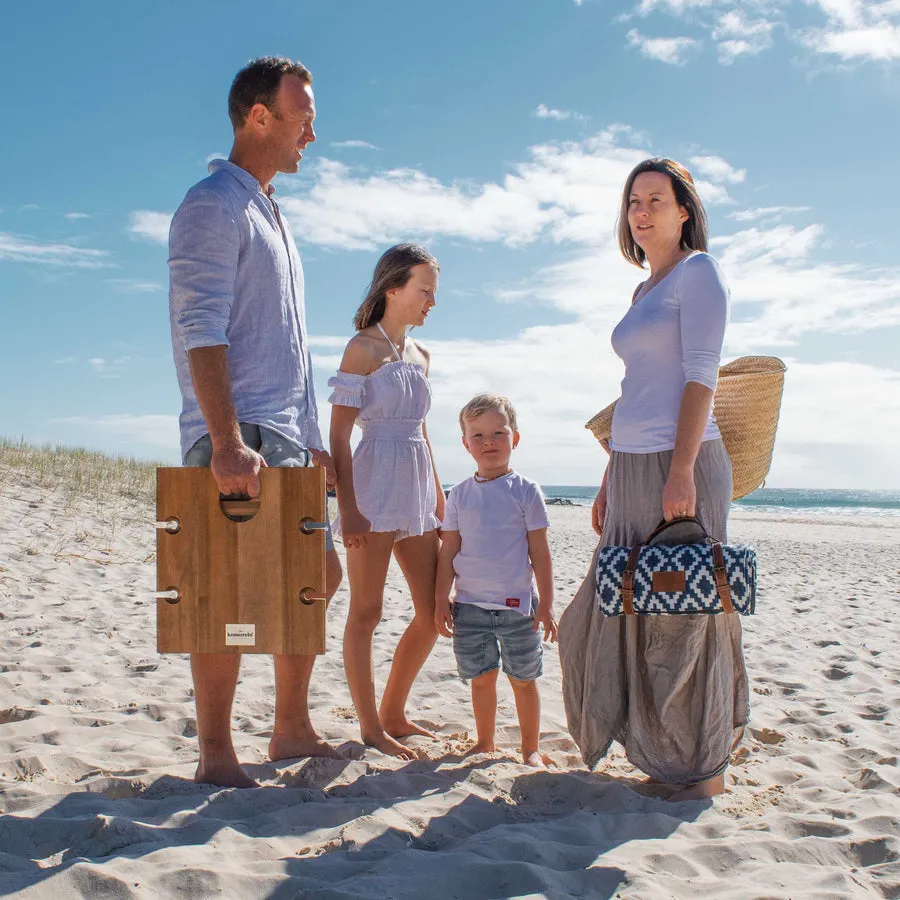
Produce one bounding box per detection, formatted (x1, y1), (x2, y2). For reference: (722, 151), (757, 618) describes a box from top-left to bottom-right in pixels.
(0, 436), (161, 505)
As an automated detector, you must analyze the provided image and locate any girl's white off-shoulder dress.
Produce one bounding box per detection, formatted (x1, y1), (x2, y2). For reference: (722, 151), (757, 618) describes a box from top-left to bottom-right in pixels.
(328, 341), (439, 541)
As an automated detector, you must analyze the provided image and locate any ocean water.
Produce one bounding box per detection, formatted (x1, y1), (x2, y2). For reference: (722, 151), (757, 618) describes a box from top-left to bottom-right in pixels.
(540, 486), (900, 518)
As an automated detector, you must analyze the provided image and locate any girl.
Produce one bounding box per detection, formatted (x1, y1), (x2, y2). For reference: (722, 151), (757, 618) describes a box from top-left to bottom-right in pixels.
(329, 243), (444, 760)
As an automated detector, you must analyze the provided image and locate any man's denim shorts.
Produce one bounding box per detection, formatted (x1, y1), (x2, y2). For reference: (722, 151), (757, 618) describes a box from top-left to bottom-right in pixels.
(185, 423), (334, 552)
(451, 600), (543, 682)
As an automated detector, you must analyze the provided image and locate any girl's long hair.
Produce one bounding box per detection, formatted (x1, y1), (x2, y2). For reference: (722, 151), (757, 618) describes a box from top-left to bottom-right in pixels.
(354, 243), (439, 330)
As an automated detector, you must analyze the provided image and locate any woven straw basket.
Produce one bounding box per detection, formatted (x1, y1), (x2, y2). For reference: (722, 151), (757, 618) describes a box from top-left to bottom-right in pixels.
(585, 356), (787, 501)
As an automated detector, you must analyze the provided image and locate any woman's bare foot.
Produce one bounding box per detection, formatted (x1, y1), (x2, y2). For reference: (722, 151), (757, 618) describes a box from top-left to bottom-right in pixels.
(269, 730), (345, 762)
(381, 717), (439, 741)
(363, 731), (421, 761)
(194, 758), (258, 788)
(464, 740), (498, 757)
(668, 774), (725, 802)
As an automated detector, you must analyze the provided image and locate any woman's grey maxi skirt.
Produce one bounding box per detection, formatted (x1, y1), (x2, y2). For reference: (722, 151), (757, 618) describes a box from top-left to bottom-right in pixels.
(559, 439), (750, 785)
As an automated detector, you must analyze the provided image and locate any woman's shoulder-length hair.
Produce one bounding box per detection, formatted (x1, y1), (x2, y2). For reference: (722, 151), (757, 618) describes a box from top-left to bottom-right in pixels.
(616, 158), (709, 268)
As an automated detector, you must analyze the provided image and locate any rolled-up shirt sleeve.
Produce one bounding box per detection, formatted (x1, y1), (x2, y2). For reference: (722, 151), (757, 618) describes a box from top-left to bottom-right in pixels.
(678, 254), (729, 391)
(169, 190), (239, 351)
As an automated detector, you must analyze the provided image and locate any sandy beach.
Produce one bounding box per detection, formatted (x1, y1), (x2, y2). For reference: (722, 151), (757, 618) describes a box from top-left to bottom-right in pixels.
(1, 457), (898, 899)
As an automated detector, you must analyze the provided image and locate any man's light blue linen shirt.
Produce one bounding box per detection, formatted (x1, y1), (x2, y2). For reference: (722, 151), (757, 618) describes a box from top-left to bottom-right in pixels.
(169, 159), (324, 461)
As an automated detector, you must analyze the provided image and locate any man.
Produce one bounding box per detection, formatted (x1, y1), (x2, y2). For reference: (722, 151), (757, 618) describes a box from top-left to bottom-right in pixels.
(169, 57), (343, 788)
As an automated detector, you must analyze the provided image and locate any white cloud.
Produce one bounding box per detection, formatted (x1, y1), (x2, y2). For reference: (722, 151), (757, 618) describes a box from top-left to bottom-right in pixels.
(278, 158), (564, 251)
(688, 154), (747, 183)
(87, 356), (131, 378)
(0, 232), (110, 268)
(106, 278), (165, 293)
(129, 210), (172, 244)
(712, 10), (775, 61)
(54, 414), (180, 449)
(535, 104), (587, 121)
(622, 0), (900, 65)
(64, 212), (92, 220)
(331, 140), (378, 150)
(626, 28), (701, 64)
(804, 23), (900, 59)
(717, 224), (900, 350)
(637, 0), (719, 13)
(728, 205), (810, 222)
(800, 0), (900, 60)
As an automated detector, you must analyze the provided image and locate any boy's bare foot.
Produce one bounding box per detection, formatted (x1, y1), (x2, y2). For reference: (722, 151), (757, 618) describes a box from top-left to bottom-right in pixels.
(269, 730), (345, 762)
(381, 717), (439, 741)
(464, 740), (498, 757)
(522, 750), (554, 768)
(194, 758), (259, 789)
(668, 774), (725, 802)
(363, 731), (422, 761)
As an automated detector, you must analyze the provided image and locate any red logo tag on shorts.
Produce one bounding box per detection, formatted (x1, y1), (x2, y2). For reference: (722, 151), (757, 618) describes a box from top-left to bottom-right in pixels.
(505, 598), (521, 608)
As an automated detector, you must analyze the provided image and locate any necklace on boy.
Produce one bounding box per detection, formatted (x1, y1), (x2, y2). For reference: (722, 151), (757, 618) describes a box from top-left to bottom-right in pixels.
(473, 469), (511, 483)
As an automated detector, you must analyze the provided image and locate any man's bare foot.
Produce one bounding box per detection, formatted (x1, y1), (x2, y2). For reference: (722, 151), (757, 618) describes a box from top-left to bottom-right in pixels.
(194, 759), (258, 789)
(464, 741), (498, 757)
(363, 731), (421, 761)
(381, 716), (440, 741)
(522, 750), (554, 768)
(668, 774), (725, 802)
(269, 731), (345, 762)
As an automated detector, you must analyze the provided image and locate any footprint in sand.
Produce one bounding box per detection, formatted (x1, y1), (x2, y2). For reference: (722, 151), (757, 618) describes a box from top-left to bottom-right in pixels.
(824, 664), (853, 680)
(751, 727), (786, 746)
(0, 707), (36, 724)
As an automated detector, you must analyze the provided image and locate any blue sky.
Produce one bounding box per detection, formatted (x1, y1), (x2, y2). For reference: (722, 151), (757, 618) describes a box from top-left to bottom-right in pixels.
(2, 0), (899, 487)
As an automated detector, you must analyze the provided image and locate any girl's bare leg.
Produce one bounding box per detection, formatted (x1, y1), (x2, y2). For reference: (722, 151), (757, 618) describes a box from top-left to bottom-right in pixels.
(343, 531), (418, 760)
(379, 530), (440, 739)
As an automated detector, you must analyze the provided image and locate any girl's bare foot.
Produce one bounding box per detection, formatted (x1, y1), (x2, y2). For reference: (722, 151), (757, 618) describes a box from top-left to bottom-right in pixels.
(668, 774), (725, 802)
(363, 731), (421, 761)
(381, 716), (439, 741)
(269, 731), (345, 762)
(464, 740), (498, 757)
(194, 759), (259, 788)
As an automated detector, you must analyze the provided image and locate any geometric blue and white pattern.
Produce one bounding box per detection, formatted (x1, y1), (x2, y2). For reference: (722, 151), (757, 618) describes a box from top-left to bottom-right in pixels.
(595, 542), (757, 616)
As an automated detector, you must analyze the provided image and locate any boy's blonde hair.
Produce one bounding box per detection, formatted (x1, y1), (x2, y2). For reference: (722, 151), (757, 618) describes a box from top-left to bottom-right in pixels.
(459, 393), (518, 433)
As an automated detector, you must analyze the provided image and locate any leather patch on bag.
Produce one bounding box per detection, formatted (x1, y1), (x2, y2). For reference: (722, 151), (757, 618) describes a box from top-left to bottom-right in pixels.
(652, 570), (686, 593)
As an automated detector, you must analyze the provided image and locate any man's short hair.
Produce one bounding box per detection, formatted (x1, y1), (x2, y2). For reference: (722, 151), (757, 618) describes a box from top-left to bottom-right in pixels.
(459, 393), (518, 433)
(228, 56), (313, 129)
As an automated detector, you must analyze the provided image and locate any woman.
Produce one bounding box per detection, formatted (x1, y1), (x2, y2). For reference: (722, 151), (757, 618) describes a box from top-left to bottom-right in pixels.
(329, 243), (444, 760)
(559, 158), (749, 800)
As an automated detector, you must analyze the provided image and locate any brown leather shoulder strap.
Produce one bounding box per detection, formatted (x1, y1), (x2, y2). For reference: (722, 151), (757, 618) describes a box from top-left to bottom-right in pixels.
(710, 542), (734, 614)
(621, 544), (642, 615)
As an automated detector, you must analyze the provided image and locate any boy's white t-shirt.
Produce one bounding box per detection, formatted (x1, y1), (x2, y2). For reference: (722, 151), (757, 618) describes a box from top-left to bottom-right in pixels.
(443, 471), (550, 617)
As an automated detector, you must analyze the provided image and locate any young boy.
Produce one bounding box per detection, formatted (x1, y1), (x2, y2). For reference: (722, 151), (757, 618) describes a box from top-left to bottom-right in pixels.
(434, 393), (557, 767)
